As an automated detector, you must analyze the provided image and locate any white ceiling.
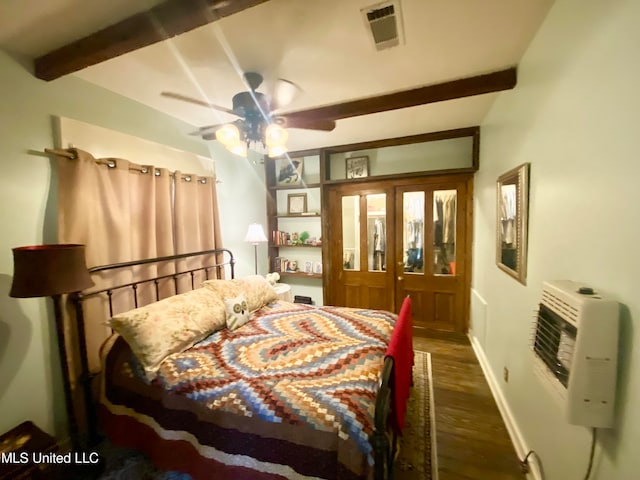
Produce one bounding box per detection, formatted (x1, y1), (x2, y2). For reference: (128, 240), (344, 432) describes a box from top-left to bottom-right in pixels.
(0, 0), (554, 152)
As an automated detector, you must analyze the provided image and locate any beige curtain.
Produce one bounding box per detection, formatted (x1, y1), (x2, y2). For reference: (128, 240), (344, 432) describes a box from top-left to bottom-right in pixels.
(55, 148), (221, 436)
(174, 172), (224, 289)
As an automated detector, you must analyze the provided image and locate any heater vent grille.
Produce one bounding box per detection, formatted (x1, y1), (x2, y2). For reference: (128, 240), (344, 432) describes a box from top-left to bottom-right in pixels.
(541, 289), (579, 325)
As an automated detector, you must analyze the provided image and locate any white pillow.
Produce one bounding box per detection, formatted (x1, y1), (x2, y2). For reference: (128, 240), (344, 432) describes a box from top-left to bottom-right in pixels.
(108, 288), (226, 380)
(224, 294), (250, 331)
(203, 275), (277, 312)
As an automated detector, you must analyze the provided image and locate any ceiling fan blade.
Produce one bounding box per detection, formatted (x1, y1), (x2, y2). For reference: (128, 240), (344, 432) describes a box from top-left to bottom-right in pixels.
(271, 78), (302, 110)
(201, 131), (218, 141)
(188, 123), (226, 136)
(161, 91), (239, 116)
(192, 119), (246, 140)
(279, 116), (336, 131)
(280, 67), (517, 123)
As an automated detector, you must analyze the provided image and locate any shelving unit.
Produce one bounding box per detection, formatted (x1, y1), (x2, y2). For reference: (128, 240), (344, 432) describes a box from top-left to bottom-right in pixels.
(265, 150), (324, 304)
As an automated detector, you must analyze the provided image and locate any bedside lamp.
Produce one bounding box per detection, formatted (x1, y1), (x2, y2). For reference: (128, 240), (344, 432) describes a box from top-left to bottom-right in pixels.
(244, 223), (268, 274)
(10, 244), (94, 449)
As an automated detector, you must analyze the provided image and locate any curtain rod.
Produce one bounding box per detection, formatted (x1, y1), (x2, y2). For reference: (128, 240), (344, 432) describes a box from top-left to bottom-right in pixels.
(36, 148), (221, 183)
(44, 147), (76, 159)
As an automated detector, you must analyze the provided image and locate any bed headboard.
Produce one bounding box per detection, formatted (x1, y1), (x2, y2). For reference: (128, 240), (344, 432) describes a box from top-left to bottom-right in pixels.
(77, 247), (235, 315)
(69, 248), (235, 446)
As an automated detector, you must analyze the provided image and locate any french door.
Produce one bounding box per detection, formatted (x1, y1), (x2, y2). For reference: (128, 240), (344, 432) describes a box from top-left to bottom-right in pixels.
(325, 174), (472, 333)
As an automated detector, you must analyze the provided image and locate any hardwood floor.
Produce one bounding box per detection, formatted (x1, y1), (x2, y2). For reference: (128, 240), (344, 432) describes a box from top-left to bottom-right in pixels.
(414, 330), (526, 480)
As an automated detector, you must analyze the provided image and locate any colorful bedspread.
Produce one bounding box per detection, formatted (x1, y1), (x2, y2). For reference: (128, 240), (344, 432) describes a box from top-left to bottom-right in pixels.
(101, 301), (396, 480)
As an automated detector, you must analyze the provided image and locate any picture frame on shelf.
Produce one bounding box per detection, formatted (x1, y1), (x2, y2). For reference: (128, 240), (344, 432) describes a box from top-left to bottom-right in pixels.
(304, 261), (313, 274)
(277, 157), (303, 185)
(346, 156), (369, 179)
(313, 261), (323, 274)
(287, 193), (307, 215)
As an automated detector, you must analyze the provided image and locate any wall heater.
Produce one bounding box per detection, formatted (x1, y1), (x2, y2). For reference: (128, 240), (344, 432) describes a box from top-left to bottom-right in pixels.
(532, 280), (619, 428)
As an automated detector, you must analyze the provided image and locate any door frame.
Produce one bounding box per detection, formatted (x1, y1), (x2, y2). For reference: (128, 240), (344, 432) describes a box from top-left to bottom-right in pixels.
(323, 172), (474, 333)
(325, 181), (397, 312)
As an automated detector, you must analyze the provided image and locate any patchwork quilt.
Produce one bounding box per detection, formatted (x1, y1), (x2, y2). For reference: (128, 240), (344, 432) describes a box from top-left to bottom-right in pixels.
(101, 300), (396, 480)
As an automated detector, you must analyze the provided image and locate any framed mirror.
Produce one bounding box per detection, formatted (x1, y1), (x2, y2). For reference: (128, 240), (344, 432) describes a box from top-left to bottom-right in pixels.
(496, 163), (530, 284)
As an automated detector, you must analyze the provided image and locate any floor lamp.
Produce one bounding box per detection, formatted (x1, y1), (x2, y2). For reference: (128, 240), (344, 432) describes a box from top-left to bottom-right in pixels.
(244, 223), (268, 274)
(10, 244), (94, 450)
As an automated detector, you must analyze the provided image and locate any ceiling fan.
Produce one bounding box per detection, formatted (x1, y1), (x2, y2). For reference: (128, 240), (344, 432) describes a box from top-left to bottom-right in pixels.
(162, 67), (518, 156)
(161, 72), (336, 157)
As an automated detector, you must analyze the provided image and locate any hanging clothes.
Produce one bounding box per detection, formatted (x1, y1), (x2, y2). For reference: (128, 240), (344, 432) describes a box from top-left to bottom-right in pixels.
(373, 218), (386, 270)
(434, 196), (444, 246)
(442, 194), (456, 244)
(405, 220), (423, 270)
(434, 191), (456, 245)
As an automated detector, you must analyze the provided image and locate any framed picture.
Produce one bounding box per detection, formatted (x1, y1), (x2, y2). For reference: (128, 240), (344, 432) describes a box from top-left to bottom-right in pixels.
(345, 156), (369, 179)
(277, 157), (303, 185)
(313, 261), (323, 275)
(496, 163), (530, 285)
(304, 261), (313, 273)
(287, 193), (307, 215)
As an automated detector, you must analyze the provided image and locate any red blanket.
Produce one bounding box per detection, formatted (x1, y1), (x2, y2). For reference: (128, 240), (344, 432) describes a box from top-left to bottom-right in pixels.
(385, 296), (414, 432)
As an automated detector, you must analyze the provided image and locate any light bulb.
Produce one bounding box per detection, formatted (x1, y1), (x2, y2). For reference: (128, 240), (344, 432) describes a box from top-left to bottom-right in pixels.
(268, 145), (288, 157)
(265, 124), (288, 146)
(229, 141), (247, 157)
(215, 124), (240, 146)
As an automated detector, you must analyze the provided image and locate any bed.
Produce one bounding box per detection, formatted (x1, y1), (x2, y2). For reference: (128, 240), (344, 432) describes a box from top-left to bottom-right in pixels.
(73, 249), (413, 480)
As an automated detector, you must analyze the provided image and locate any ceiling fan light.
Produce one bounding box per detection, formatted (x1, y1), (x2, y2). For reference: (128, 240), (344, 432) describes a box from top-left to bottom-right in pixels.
(273, 79), (299, 108)
(265, 124), (288, 146)
(229, 141), (247, 157)
(216, 124), (240, 146)
(268, 145), (288, 157)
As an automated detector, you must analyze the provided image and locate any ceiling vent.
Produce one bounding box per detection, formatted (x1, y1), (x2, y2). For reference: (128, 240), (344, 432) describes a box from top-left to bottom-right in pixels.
(361, 1), (404, 51)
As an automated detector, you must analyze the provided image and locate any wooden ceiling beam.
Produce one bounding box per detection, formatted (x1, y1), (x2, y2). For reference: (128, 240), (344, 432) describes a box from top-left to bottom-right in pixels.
(282, 67), (517, 121)
(34, 0), (271, 81)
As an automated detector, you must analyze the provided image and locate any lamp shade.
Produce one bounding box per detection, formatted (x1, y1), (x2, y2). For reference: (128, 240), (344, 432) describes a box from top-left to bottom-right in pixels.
(215, 124), (240, 146)
(10, 244), (94, 298)
(244, 224), (268, 245)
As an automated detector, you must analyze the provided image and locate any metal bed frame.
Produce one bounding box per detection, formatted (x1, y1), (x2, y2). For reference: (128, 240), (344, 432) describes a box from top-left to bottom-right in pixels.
(70, 248), (397, 479)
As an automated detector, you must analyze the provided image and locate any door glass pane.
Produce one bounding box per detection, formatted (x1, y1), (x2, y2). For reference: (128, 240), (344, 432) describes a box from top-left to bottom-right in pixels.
(403, 191), (425, 274)
(366, 194), (386, 272)
(434, 189), (457, 275)
(342, 195), (360, 271)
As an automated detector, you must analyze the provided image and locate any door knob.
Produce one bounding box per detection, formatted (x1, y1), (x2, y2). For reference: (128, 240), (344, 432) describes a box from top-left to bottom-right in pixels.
(397, 276), (404, 281)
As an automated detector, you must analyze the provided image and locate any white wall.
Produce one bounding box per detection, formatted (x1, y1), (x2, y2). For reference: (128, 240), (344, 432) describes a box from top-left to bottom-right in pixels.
(0, 50), (265, 440)
(471, 1), (640, 479)
(213, 149), (269, 277)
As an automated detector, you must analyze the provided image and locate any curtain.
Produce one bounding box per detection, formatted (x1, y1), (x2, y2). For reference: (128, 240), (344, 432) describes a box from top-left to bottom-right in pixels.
(55, 148), (221, 437)
(174, 172), (223, 290)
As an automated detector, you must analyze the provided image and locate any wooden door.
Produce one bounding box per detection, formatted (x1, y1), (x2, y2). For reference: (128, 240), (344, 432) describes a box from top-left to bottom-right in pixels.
(326, 174), (472, 333)
(326, 182), (396, 312)
(394, 178), (470, 332)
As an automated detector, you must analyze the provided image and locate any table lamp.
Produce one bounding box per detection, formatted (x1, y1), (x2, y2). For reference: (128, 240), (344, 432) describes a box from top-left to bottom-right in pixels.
(10, 244), (94, 449)
(244, 223), (268, 274)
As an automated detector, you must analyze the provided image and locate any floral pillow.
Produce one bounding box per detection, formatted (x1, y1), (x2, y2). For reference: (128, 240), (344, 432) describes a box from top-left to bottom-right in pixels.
(203, 275), (277, 312)
(108, 287), (226, 380)
(224, 294), (250, 331)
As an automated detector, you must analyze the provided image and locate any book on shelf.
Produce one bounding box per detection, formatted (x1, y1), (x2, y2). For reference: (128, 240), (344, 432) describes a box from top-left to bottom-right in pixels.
(273, 256), (284, 272)
(272, 230), (290, 246)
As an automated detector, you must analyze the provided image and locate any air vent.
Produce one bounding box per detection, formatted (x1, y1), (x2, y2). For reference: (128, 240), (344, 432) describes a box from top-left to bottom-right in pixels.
(361, 1), (404, 51)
